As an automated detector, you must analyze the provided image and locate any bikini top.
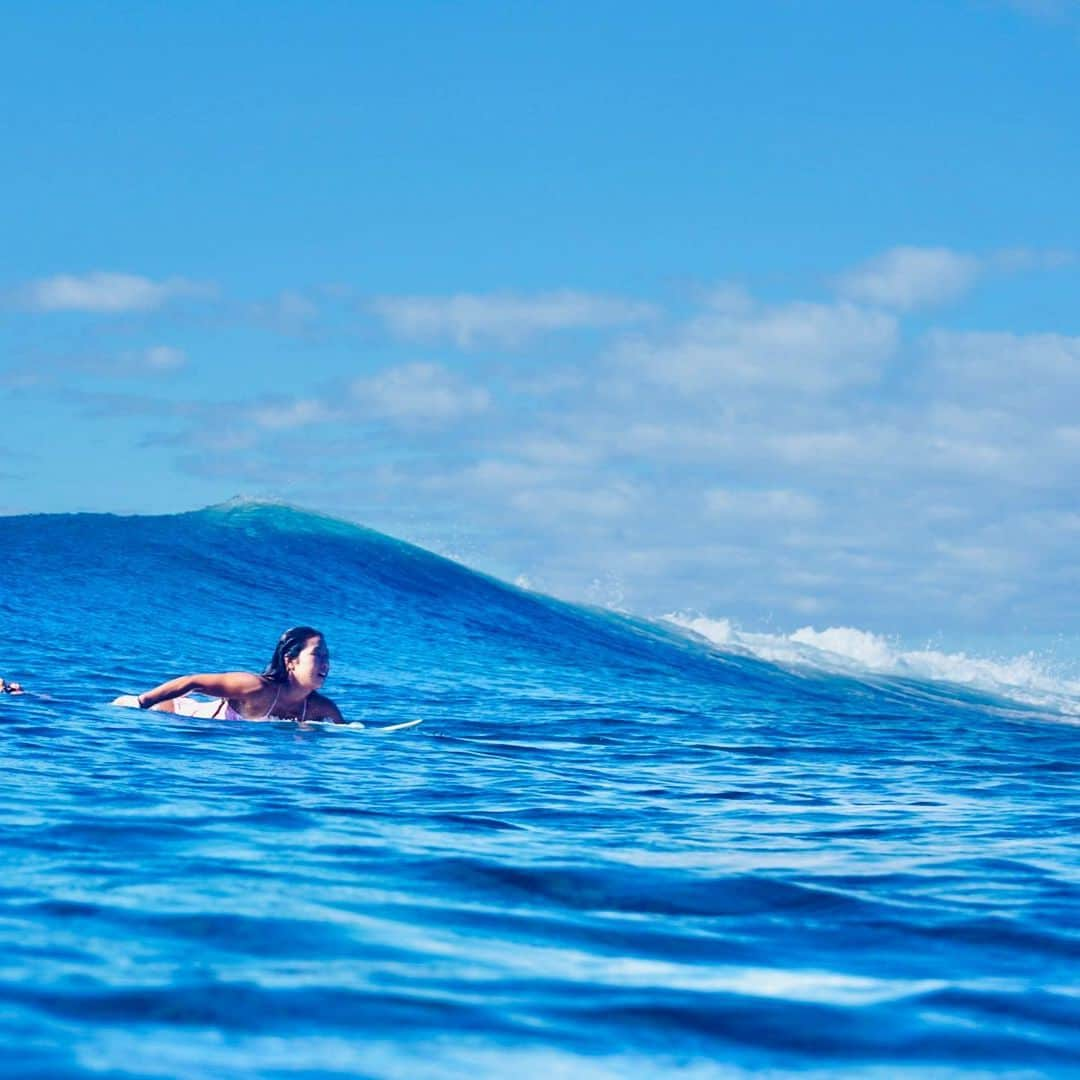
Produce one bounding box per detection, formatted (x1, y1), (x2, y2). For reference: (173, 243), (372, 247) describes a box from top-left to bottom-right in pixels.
(219, 686), (308, 722)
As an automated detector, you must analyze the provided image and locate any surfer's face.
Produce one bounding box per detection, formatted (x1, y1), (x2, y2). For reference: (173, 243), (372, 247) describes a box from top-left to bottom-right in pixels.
(288, 635), (330, 690)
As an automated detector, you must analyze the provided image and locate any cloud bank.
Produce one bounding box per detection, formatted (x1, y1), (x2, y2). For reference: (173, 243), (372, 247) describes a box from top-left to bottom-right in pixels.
(11, 245), (1080, 638)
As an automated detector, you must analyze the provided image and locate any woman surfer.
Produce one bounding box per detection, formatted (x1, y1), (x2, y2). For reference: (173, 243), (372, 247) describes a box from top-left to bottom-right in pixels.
(114, 625), (343, 724)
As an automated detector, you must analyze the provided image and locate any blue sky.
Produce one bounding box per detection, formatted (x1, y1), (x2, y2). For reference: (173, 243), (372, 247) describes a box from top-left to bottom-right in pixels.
(3, 1), (1079, 645)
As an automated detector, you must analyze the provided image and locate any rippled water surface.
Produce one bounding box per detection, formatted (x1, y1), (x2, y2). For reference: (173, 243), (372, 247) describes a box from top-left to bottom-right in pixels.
(2, 503), (1079, 1078)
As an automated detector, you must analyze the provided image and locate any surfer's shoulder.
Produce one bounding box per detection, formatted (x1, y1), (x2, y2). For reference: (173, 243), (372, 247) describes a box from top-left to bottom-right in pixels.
(305, 690), (344, 724)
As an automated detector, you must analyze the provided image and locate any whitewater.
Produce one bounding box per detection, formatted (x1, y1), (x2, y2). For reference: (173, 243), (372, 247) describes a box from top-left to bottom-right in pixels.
(2, 501), (1078, 1078)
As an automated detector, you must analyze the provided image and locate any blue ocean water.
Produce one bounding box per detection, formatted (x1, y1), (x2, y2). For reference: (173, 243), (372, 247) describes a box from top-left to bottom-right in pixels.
(2, 500), (1078, 1079)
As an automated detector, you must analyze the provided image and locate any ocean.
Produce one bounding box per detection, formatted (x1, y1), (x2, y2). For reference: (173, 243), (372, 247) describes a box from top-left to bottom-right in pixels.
(2, 500), (1078, 1078)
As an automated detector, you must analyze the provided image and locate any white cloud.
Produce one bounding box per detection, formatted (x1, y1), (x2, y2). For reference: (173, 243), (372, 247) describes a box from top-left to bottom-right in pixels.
(699, 283), (756, 316)
(617, 299), (897, 394)
(834, 246), (980, 310)
(454, 459), (555, 491)
(766, 429), (868, 466)
(934, 539), (1021, 575)
(247, 290), (319, 333)
(513, 438), (600, 467)
(351, 362), (490, 424)
(14, 271), (214, 313)
(832, 245), (1073, 312)
(509, 483), (638, 522)
(921, 329), (1080, 416)
(704, 488), (819, 521)
(248, 398), (335, 430)
(369, 290), (657, 348)
(143, 346), (187, 371)
(510, 368), (589, 397)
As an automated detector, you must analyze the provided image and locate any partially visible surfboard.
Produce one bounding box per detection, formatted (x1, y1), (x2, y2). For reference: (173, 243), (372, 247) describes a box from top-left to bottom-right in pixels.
(111, 698), (422, 733)
(308, 718), (423, 733)
(369, 718), (423, 733)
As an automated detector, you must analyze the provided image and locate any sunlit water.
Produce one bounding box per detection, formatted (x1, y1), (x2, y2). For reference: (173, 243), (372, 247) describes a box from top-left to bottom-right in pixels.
(2, 501), (1078, 1078)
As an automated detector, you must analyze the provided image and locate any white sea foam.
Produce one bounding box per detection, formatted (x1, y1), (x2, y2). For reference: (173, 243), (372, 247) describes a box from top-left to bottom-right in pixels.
(663, 614), (1080, 719)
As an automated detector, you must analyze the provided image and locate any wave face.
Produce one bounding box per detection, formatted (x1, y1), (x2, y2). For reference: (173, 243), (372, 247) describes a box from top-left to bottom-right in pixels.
(2, 501), (1079, 1078)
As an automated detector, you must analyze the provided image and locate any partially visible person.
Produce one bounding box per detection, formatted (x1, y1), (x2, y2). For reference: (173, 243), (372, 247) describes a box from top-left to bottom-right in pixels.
(113, 626), (343, 723)
(0, 678), (25, 695)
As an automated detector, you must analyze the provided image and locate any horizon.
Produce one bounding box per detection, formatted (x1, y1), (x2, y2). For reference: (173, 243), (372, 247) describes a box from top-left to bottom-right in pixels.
(3, 2), (1079, 649)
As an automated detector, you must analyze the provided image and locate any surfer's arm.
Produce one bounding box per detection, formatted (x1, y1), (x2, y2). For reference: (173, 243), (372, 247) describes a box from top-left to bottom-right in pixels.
(305, 692), (345, 724)
(136, 671), (263, 709)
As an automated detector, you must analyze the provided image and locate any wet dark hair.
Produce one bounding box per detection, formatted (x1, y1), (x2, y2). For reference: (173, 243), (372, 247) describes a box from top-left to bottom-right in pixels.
(263, 625), (323, 683)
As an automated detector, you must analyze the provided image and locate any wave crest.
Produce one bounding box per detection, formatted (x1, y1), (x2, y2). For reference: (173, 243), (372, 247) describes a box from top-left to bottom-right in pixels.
(665, 614), (1080, 719)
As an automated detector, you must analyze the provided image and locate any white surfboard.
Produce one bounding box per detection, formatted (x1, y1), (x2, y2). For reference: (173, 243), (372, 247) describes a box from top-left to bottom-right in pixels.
(369, 718), (423, 733)
(308, 718), (423, 733)
(112, 697), (422, 733)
